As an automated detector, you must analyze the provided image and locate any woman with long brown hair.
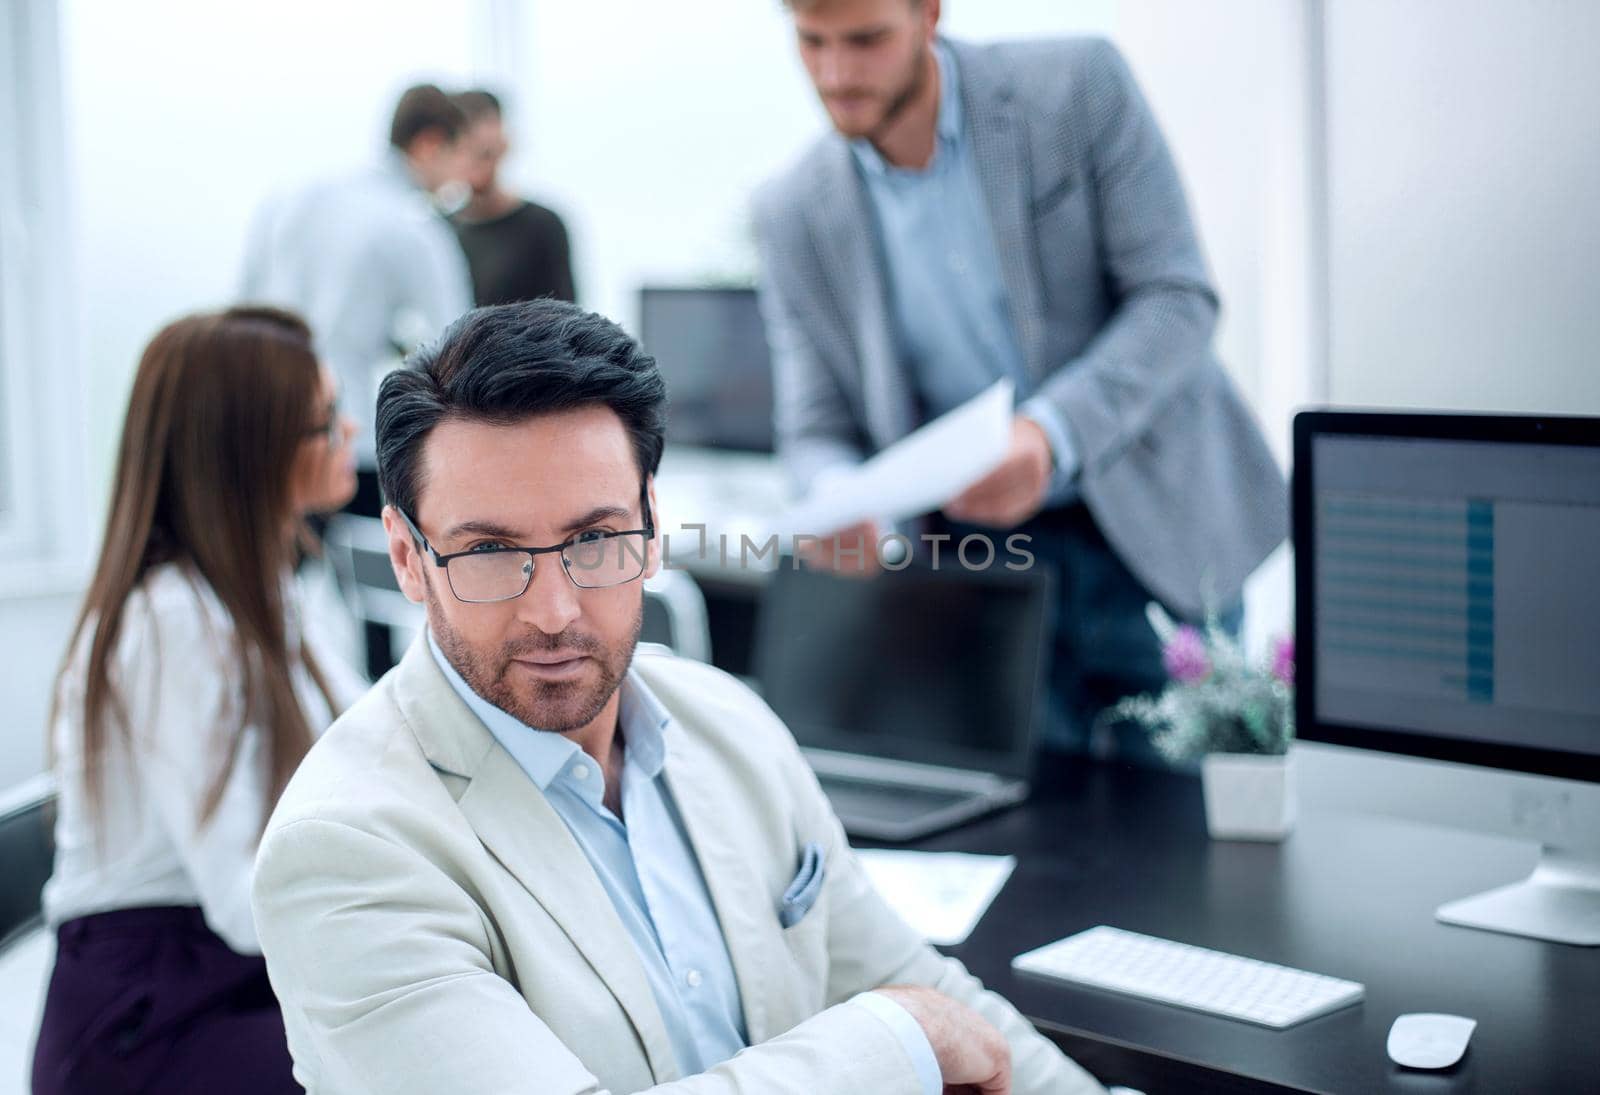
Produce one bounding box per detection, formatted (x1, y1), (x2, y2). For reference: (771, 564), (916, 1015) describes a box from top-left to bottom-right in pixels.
(32, 306), (363, 1094)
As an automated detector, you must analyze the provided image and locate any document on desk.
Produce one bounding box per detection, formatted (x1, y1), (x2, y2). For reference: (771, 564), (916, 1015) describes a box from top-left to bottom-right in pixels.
(779, 378), (1014, 538)
(855, 849), (1017, 946)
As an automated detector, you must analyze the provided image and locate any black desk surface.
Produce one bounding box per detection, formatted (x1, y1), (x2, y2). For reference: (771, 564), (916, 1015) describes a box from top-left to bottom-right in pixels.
(902, 762), (1600, 1095)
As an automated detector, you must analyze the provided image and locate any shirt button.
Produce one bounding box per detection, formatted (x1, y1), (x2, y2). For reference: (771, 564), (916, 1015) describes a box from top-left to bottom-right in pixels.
(685, 969), (703, 989)
(571, 763), (590, 781)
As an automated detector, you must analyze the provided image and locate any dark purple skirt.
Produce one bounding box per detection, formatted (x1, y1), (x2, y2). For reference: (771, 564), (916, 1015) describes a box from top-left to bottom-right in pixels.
(32, 905), (300, 1095)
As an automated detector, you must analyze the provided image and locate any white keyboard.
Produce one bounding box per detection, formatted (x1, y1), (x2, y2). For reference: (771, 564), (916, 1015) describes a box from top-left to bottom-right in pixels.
(1012, 926), (1365, 1029)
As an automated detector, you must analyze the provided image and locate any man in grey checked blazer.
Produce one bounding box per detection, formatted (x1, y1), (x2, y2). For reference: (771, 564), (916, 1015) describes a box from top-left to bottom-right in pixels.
(754, 0), (1286, 764)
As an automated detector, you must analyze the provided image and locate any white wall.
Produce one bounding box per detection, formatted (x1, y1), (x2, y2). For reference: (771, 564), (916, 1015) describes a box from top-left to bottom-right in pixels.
(61, 0), (486, 488)
(1325, 0), (1600, 413)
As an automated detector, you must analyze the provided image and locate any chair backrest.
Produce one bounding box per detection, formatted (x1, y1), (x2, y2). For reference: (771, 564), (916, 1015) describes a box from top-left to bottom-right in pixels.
(642, 569), (712, 663)
(321, 514), (424, 649)
(0, 774), (56, 953)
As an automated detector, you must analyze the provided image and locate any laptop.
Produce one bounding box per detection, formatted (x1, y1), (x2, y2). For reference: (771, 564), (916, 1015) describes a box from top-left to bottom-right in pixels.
(755, 563), (1052, 841)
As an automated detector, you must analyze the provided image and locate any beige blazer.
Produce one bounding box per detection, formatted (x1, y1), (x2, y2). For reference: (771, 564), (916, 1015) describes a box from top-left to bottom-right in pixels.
(252, 638), (1105, 1094)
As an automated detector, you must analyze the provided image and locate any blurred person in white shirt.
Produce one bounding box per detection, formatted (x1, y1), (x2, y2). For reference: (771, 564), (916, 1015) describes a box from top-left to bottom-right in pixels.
(240, 84), (474, 519)
(241, 83), (473, 678)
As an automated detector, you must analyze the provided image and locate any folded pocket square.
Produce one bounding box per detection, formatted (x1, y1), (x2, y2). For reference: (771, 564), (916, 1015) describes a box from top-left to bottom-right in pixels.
(779, 841), (826, 928)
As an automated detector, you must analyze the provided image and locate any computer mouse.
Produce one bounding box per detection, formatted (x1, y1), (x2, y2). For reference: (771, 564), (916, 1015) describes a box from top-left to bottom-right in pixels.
(1386, 1013), (1476, 1069)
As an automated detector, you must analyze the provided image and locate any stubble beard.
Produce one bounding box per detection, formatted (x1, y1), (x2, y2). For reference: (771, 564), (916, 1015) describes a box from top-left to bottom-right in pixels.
(427, 583), (643, 734)
(833, 38), (933, 143)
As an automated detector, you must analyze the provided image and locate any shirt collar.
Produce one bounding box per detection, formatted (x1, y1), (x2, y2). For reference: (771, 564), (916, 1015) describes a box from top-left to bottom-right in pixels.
(850, 39), (962, 177)
(426, 630), (670, 790)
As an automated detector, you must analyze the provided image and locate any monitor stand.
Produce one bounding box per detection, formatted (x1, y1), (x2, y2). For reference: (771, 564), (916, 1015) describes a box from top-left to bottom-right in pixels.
(1436, 847), (1600, 946)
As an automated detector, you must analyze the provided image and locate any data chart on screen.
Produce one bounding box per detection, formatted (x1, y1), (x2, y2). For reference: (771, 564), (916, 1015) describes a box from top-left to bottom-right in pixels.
(1312, 435), (1600, 756)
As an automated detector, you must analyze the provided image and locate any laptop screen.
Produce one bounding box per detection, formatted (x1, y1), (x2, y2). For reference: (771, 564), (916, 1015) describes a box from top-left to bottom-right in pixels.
(754, 564), (1051, 781)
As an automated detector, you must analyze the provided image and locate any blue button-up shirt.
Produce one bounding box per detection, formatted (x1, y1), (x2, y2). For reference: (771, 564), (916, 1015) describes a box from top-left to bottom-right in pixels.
(852, 42), (1080, 499)
(427, 635), (747, 1075)
(427, 637), (943, 1090)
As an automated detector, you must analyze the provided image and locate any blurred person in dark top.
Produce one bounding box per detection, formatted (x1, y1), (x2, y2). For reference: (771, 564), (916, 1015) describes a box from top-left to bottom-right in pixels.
(451, 89), (577, 307)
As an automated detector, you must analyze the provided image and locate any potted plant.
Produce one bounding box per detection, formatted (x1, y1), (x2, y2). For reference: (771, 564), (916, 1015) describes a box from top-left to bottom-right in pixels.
(1111, 605), (1296, 841)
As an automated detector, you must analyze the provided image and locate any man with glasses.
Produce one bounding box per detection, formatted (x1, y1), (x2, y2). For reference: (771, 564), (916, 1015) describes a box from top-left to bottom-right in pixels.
(250, 300), (1104, 1094)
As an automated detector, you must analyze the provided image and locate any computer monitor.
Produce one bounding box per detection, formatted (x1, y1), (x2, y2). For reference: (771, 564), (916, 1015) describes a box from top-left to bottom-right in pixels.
(638, 286), (774, 454)
(1293, 410), (1600, 945)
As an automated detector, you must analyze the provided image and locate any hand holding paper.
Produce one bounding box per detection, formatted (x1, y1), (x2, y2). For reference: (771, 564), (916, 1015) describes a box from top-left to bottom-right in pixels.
(943, 414), (1056, 529)
(780, 379), (1015, 539)
(793, 519), (887, 577)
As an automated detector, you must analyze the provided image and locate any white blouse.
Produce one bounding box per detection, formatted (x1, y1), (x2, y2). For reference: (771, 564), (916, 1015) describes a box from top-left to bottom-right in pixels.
(42, 562), (367, 954)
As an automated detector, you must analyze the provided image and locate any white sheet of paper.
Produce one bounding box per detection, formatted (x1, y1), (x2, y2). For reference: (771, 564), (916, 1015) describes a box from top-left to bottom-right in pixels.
(854, 849), (1017, 946)
(780, 378), (1015, 538)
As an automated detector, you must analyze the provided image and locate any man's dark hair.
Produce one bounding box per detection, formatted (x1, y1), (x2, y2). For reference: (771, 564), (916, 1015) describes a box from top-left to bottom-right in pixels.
(377, 300), (668, 519)
(389, 84), (467, 151)
(452, 89), (503, 125)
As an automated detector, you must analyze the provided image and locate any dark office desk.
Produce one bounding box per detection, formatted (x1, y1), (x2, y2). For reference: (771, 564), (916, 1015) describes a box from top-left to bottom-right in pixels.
(902, 762), (1599, 1094)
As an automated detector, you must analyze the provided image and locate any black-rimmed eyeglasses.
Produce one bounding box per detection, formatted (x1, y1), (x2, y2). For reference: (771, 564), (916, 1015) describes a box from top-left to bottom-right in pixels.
(397, 483), (654, 603)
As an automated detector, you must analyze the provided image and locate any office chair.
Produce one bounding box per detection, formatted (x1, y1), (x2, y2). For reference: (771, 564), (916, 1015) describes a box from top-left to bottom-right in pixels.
(642, 569), (712, 663)
(321, 514), (424, 674)
(0, 774), (55, 955)
(0, 776), (56, 1081)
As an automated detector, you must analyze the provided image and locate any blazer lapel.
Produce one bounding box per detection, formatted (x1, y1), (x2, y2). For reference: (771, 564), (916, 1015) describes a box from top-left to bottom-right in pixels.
(955, 41), (1050, 383)
(390, 638), (682, 1083)
(659, 722), (788, 1045)
(810, 141), (920, 448)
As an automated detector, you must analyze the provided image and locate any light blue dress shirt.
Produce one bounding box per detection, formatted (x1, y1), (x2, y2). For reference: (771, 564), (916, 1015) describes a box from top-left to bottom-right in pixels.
(851, 42), (1080, 501)
(426, 636), (940, 1090)
(427, 635), (746, 1075)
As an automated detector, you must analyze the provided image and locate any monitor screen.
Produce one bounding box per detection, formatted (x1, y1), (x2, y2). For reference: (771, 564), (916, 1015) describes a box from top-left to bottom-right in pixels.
(1294, 412), (1600, 781)
(753, 565), (1051, 781)
(639, 287), (774, 453)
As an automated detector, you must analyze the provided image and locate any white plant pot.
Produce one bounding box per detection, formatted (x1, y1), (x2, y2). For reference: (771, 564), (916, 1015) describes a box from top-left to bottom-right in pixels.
(1200, 752), (1296, 841)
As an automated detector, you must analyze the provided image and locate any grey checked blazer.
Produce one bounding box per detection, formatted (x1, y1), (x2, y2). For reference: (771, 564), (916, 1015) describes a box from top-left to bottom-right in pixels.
(753, 36), (1287, 619)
